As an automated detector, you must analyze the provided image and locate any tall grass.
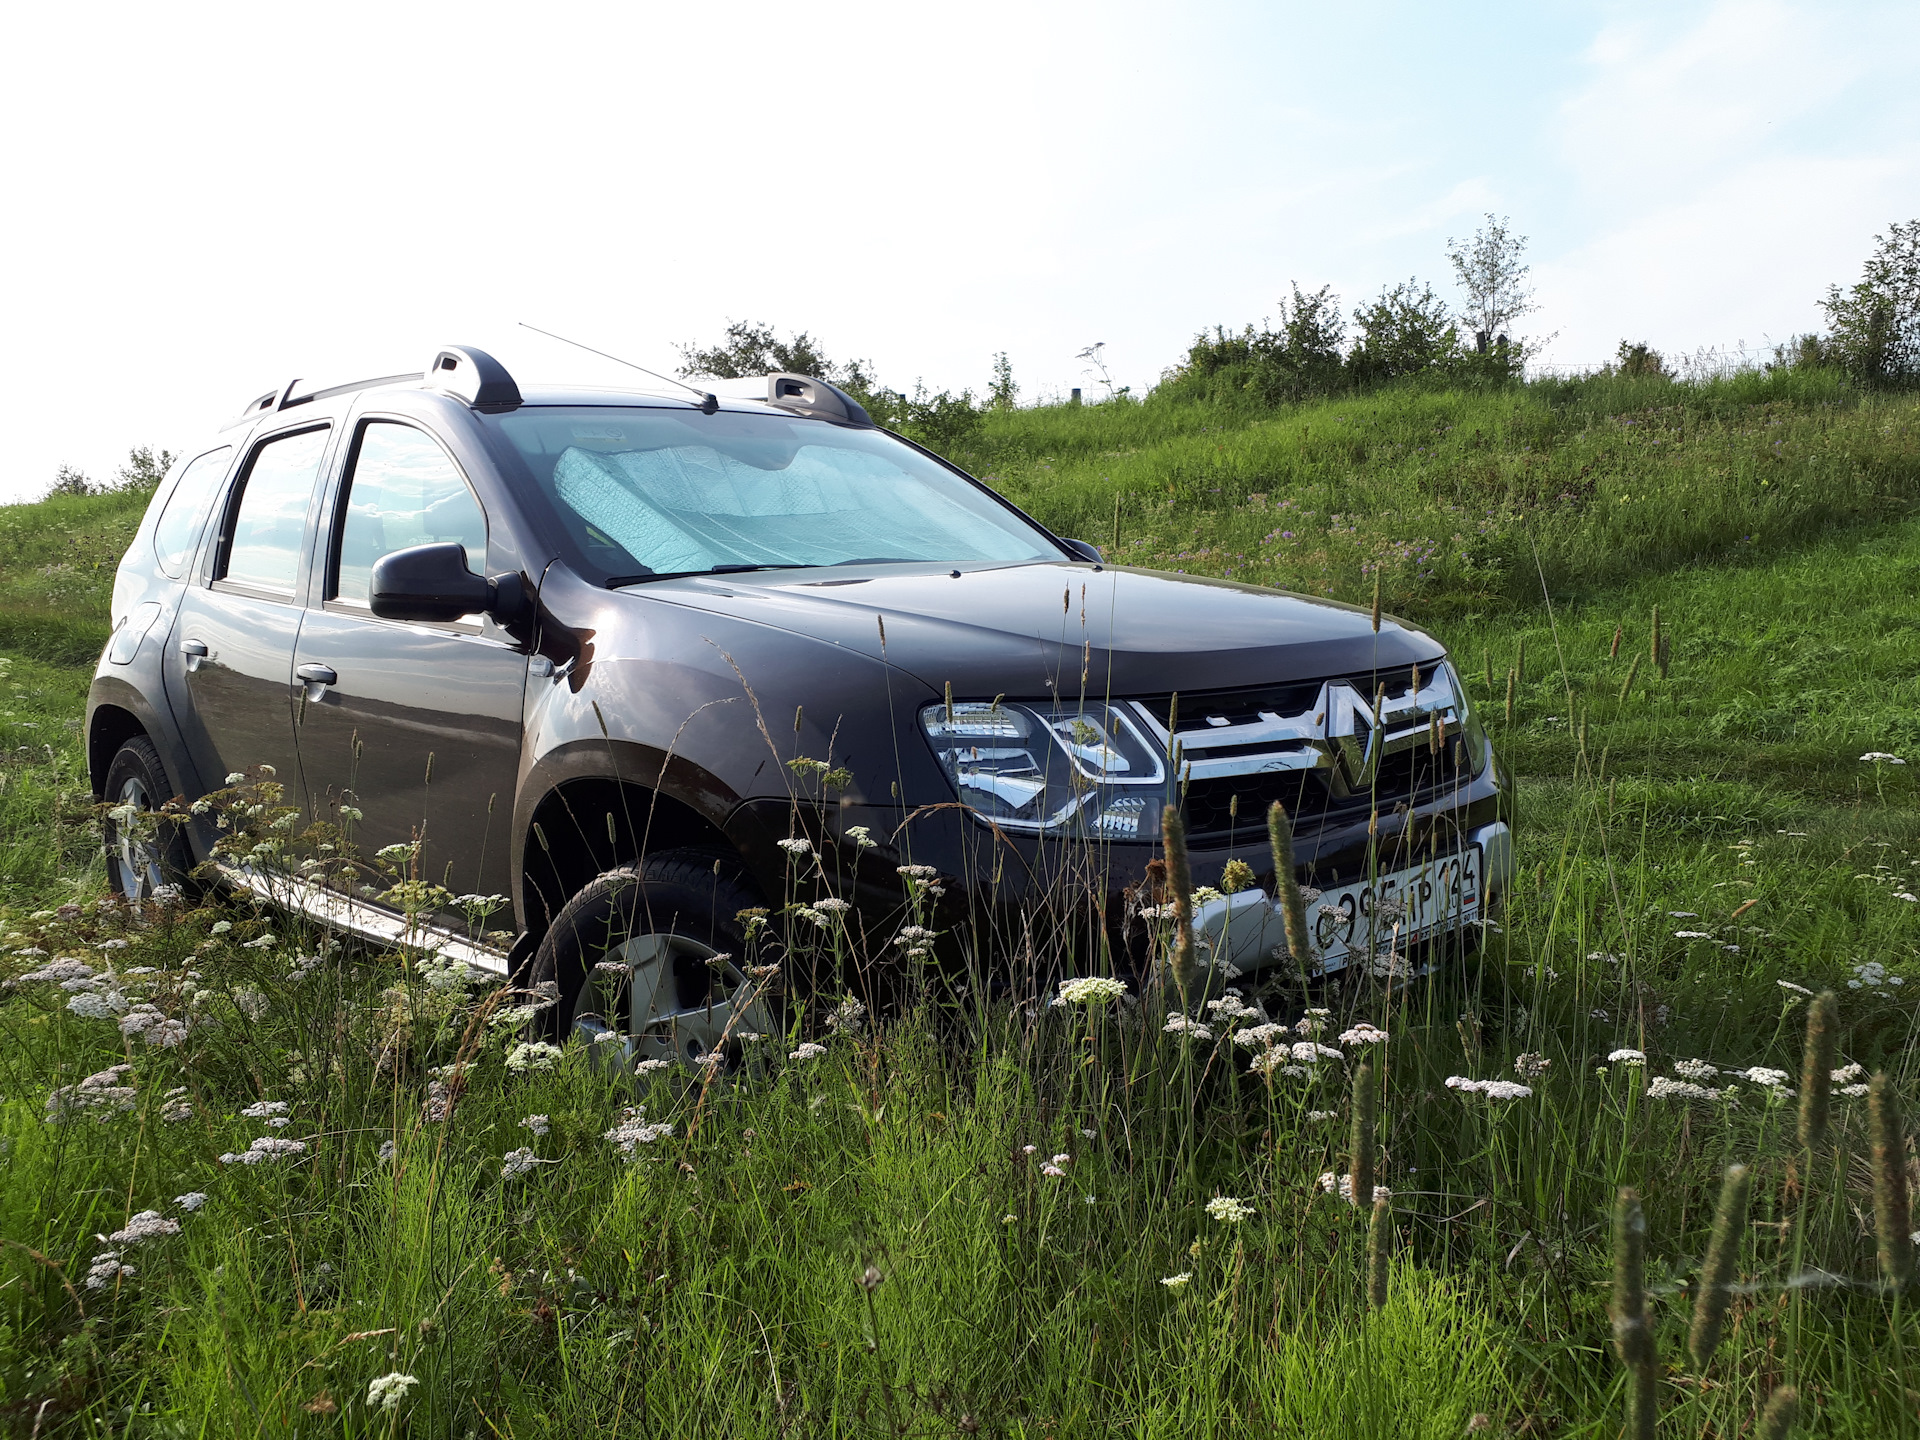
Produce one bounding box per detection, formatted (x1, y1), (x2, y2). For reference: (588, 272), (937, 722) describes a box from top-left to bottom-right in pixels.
(2, 380), (1918, 1433)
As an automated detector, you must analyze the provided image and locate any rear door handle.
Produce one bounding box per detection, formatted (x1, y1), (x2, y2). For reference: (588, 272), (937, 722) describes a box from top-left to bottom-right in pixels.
(180, 638), (208, 672)
(296, 664), (338, 686)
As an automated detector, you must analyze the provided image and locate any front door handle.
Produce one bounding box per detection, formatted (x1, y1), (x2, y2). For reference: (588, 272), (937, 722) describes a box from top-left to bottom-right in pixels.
(180, 638), (208, 672)
(296, 664), (338, 686)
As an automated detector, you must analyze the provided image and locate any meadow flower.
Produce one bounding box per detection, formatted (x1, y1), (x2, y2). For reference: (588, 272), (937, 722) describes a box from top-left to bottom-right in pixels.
(844, 824), (876, 847)
(604, 1110), (673, 1157)
(46, 1065), (137, 1122)
(1515, 1053), (1551, 1080)
(1832, 1063), (1865, 1083)
(106, 1211), (180, 1244)
(1674, 930), (1715, 940)
(67, 990), (128, 1020)
(1338, 1022), (1388, 1046)
(633, 1058), (671, 1075)
(788, 1042), (827, 1061)
(240, 1100), (291, 1124)
(1445, 1077), (1533, 1100)
(175, 1192), (208, 1212)
(501, 1147), (543, 1180)
(1649, 1077), (1723, 1102)
(1232, 1022), (1285, 1048)
(776, 838), (813, 856)
(1839, 1083), (1872, 1097)
(1736, 1067), (1793, 1092)
(1859, 752), (1906, 764)
(85, 1251), (133, 1289)
(827, 996), (867, 1034)
(1305, 1110), (1338, 1121)
(233, 986), (269, 1020)
(209, 920), (232, 935)
(1608, 1049), (1646, 1066)
(1206, 1195), (1255, 1224)
(812, 897), (852, 914)
(1204, 994), (1261, 1022)
(1294, 1009), (1330, 1037)
(1318, 1173), (1392, 1205)
(240, 934), (275, 950)
(1021, 1144), (1038, 1155)
(377, 1140), (396, 1161)
(160, 1089), (193, 1123)
(1668, 911), (1699, 919)
(520, 1114), (551, 1136)
(1041, 1164), (1066, 1178)
(1050, 1152), (1071, 1165)
(1160, 1272), (1192, 1291)
(1136, 902), (1179, 920)
(220, 1136), (307, 1165)
(1673, 1058), (1719, 1081)
(1152, 1021), (1213, 1044)
(506, 1041), (564, 1074)
(1291, 1042), (1343, 1064)
(366, 1373), (419, 1412)
(1057, 976), (1128, 1004)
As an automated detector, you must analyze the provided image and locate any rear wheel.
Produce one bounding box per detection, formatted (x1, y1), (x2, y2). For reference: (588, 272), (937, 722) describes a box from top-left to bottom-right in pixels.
(101, 736), (195, 901)
(529, 850), (780, 1071)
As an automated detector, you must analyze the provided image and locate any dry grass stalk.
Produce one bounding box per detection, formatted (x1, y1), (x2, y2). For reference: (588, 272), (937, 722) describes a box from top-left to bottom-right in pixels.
(1267, 801), (1311, 970)
(1797, 992), (1836, 1151)
(1371, 573), (1381, 632)
(1611, 1187), (1657, 1440)
(1162, 804), (1196, 990)
(1349, 1061), (1376, 1215)
(1610, 622), (1622, 658)
(1618, 652), (1640, 703)
(1869, 1073), (1914, 1289)
(1504, 668), (1517, 725)
(1755, 1386), (1799, 1440)
(1688, 1163), (1750, 1369)
(1367, 1194), (1391, 1308)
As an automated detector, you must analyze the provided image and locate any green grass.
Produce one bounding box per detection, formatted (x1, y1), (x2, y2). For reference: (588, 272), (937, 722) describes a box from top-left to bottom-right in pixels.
(2, 378), (1918, 1436)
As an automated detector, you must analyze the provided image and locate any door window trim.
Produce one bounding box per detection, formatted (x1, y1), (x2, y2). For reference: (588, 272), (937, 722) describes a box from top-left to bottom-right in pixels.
(208, 422), (334, 603)
(322, 417), (490, 632)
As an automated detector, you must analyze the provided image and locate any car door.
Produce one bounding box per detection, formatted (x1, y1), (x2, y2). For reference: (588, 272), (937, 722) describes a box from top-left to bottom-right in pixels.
(162, 423), (333, 798)
(291, 416), (528, 906)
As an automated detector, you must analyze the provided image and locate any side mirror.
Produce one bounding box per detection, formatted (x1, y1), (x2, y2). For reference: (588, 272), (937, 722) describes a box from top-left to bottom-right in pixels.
(1060, 537), (1103, 563)
(370, 543), (523, 624)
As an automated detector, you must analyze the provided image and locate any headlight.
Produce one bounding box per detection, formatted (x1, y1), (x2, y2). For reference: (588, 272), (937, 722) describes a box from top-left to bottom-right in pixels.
(920, 699), (1167, 837)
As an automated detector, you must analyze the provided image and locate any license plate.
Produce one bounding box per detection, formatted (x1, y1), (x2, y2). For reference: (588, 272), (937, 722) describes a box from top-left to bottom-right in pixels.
(1310, 847), (1482, 973)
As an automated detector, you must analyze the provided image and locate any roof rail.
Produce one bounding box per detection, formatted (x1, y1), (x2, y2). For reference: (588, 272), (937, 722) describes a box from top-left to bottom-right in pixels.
(425, 345), (521, 409)
(765, 373), (872, 427)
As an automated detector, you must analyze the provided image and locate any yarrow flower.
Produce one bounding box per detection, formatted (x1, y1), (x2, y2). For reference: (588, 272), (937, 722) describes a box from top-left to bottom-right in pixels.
(1607, 1049), (1646, 1067)
(1672, 1057), (1719, 1081)
(175, 1192), (209, 1212)
(1041, 1164), (1067, 1178)
(1318, 1173), (1393, 1205)
(500, 1147), (543, 1180)
(1163, 1014), (1214, 1043)
(1205, 1195), (1255, 1224)
(85, 1251), (134, 1290)
(1859, 752), (1906, 764)
(240, 1099), (291, 1125)
(604, 1108), (673, 1158)
(1514, 1053), (1551, 1080)
(506, 1041), (564, 1074)
(1232, 1022), (1286, 1049)
(219, 1136), (307, 1165)
(1445, 1077), (1533, 1100)
(1057, 976), (1128, 1005)
(1648, 1076), (1724, 1103)
(519, 1114), (551, 1137)
(1338, 1022), (1388, 1047)
(366, 1373), (419, 1412)
(788, 1042), (827, 1061)
(1160, 1272), (1192, 1291)
(106, 1210), (181, 1245)
(776, 838), (813, 855)
(1777, 980), (1814, 996)
(1736, 1067), (1793, 1093)
(1305, 1109), (1337, 1122)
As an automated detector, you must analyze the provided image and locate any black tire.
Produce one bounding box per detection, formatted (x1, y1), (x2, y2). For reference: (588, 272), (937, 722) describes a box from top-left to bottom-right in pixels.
(102, 736), (197, 901)
(528, 849), (782, 1070)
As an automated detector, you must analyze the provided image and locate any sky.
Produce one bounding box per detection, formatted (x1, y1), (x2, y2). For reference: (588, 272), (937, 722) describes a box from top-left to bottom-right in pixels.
(1, 0), (1914, 502)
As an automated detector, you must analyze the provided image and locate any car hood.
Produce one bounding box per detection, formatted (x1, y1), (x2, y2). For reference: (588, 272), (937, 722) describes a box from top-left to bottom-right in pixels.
(623, 560), (1446, 699)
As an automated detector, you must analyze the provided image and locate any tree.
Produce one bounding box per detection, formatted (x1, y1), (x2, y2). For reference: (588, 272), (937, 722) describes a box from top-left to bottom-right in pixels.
(1612, 341), (1668, 378)
(1348, 279), (1460, 383)
(47, 464), (94, 497)
(989, 352), (1018, 411)
(1446, 214), (1541, 362)
(1076, 343), (1116, 400)
(676, 320), (877, 394)
(1820, 220), (1920, 383)
(115, 446), (175, 491)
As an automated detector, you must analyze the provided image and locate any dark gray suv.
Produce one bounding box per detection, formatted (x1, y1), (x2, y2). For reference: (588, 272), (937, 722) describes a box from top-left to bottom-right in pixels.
(89, 345), (1512, 1062)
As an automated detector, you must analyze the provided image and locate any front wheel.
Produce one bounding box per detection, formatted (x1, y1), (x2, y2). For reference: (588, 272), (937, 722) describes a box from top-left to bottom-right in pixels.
(528, 851), (780, 1071)
(101, 736), (196, 901)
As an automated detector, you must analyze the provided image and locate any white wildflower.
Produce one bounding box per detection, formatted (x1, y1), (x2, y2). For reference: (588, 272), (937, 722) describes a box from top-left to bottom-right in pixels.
(1673, 1058), (1719, 1081)
(219, 1136), (307, 1165)
(45, 1065), (137, 1122)
(844, 825), (876, 848)
(1290, 1042), (1344, 1064)
(1674, 930), (1715, 940)
(1041, 1164), (1066, 1178)
(1160, 1272), (1192, 1291)
(1736, 1067), (1793, 1092)
(378, 1140), (396, 1162)
(1444, 1076), (1533, 1100)
(604, 1109), (673, 1157)
(175, 1192), (209, 1212)
(1514, 1053), (1551, 1080)
(1607, 1049), (1646, 1067)
(1839, 1083), (1872, 1097)
(1205, 1195), (1255, 1224)
(827, 996), (867, 1034)
(1318, 1172), (1393, 1205)
(1649, 1077), (1723, 1103)
(1163, 1013), (1214, 1042)
(1232, 1022), (1286, 1049)
(366, 1373), (419, 1412)
(776, 838), (813, 855)
(1057, 975), (1128, 1005)
(1859, 752), (1906, 764)
(67, 990), (128, 1020)
(85, 1251), (134, 1290)
(500, 1147), (543, 1180)
(106, 1211), (180, 1245)
(506, 1041), (564, 1074)
(812, 897), (852, 915)
(1305, 1109), (1337, 1122)
(239, 1100), (290, 1122)
(232, 986), (269, 1020)
(633, 1058), (671, 1076)
(788, 1042), (827, 1061)
(897, 863), (938, 879)
(1338, 1022), (1388, 1047)
(520, 1114), (551, 1137)
(1831, 1063), (1865, 1084)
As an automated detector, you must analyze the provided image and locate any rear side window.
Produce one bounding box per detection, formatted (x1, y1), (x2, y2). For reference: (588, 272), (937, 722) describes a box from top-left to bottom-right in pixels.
(151, 447), (231, 578)
(333, 422), (487, 605)
(222, 428), (329, 594)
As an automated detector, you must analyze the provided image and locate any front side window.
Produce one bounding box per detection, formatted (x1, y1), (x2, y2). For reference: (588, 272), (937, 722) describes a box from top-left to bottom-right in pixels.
(333, 423), (487, 605)
(222, 428), (330, 594)
(483, 407), (1058, 583)
(152, 446), (232, 578)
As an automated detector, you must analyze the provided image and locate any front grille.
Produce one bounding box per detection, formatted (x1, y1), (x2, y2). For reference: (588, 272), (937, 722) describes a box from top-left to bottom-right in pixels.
(1132, 663), (1480, 843)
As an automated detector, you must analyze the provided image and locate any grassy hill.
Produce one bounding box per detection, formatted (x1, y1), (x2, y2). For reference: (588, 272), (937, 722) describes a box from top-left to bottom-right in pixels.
(3, 377), (1919, 1435)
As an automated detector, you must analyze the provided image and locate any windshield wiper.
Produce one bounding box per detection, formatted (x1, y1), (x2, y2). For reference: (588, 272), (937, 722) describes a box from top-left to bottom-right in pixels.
(605, 563), (821, 588)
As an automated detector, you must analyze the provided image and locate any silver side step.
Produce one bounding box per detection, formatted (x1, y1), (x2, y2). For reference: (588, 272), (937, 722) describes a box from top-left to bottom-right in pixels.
(221, 866), (512, 975)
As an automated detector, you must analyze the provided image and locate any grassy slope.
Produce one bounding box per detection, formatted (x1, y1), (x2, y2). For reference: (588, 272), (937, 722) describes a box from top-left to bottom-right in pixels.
(2, 384), (1919, 1434)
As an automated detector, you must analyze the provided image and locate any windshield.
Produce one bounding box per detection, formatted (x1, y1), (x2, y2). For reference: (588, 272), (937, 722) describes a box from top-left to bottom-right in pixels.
(483, 406), (1060, 582)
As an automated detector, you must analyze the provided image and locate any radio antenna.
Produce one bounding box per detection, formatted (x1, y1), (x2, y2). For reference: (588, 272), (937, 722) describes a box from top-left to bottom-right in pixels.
(517, 322), (718, 414)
